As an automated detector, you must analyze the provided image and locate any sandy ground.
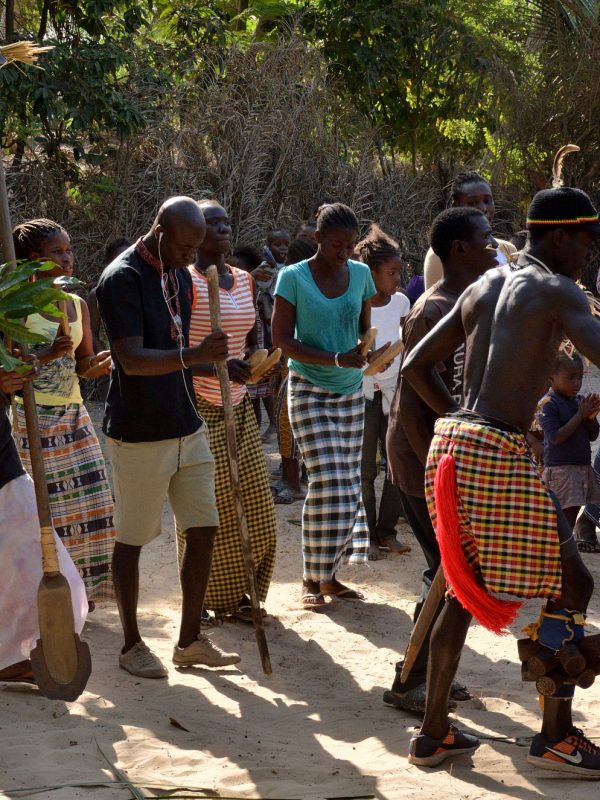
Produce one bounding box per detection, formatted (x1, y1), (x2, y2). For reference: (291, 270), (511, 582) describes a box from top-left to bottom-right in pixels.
(3, 375), (600, 800)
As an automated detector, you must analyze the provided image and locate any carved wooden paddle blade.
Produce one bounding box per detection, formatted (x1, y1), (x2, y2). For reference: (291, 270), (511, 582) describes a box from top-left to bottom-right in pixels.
(31, 634), (91, 701)
(31, 573), (91, 699)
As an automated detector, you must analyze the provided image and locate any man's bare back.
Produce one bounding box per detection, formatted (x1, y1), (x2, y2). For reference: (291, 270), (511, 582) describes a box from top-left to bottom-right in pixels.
(404, 254), (600, 433)
(461, 263), (596, 431)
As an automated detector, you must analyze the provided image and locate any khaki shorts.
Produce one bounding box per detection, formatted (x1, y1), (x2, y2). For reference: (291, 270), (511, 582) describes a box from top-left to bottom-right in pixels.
(106, 427), (218, 546)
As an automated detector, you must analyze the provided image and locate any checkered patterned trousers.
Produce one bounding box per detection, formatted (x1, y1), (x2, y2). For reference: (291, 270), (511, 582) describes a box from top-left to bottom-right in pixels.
(288, 373), (369, 581)
(176, 393), (276, 614)
(425, 416), (562, 600)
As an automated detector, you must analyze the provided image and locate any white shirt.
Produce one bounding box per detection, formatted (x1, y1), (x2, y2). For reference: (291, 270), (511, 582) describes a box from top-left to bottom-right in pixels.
(363, 292), (411, 413)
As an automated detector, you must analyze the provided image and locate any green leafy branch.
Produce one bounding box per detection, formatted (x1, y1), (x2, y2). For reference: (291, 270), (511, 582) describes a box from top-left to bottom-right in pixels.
(0, 259), (69, 373)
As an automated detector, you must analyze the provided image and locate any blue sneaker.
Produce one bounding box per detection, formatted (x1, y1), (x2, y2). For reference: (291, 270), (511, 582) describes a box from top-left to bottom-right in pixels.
(528, 727), (600, 778)
(409, 723), (479, 767)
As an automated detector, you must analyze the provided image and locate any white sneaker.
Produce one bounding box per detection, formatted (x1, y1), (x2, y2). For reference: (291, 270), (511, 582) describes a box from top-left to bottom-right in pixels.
(173, 634), (241, 668)
(119, 641), (168, 678)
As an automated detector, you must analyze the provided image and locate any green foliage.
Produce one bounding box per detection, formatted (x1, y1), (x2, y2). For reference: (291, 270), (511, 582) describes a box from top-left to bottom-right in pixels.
(2, 0), (600, 268)
(308, 0), (534, 167)
(0, 261), (68, 372)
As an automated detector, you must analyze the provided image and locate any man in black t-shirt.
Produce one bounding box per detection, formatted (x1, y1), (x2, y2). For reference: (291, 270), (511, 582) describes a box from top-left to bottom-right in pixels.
(97, 196), (240, 678)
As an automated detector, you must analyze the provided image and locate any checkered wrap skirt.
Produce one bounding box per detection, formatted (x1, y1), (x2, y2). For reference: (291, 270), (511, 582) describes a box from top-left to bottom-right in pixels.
(288, 373), (369, 581)
(13, 402), (115, 601)
(425, 417), (562, 600)
(176, 393), (276, 614)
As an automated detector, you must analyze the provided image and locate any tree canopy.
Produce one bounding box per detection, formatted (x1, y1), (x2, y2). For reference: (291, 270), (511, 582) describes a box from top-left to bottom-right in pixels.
(1, 0), (599, 276)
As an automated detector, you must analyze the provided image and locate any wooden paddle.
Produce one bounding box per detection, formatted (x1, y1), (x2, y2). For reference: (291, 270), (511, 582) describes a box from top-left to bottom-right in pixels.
(53, 274), (83, 357)
(205, 265), (272, 675)
(363, 338), (403, 376)
(247, 347), (281, 385)
(0, 155), (91, 701)
(400, 567), (446, 683)
(245, 349), (268, 370)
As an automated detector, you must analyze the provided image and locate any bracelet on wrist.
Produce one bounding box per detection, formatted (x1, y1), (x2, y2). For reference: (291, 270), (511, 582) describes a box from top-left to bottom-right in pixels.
(179, 348), (188, 371)
(334, 352), (341, 368)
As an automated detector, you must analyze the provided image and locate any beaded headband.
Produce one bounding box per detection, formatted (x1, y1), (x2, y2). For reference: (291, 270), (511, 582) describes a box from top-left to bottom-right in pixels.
(526, 214), (599, 225)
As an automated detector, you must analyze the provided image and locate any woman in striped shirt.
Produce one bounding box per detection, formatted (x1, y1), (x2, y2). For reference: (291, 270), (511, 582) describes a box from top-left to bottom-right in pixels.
(176, 199), (276, 624)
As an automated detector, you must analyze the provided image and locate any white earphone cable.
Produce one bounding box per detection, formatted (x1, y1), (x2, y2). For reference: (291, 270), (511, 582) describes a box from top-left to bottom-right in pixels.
(157, 231), (201, 422)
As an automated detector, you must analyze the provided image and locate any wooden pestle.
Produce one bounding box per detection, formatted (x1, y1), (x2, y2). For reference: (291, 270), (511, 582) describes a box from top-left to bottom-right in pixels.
(556, 642), (587, 677)
(517, 638), (559, 678)
(536, 668), (596, 697)
(578, 633), (600, 674)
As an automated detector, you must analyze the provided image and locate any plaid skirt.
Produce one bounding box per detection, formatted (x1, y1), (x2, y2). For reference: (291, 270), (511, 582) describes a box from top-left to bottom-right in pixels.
(177, 393), (276, 614)
(13, 402), (115, 601)
(425, 416), (562, 600)
(288, 373), (369, 581)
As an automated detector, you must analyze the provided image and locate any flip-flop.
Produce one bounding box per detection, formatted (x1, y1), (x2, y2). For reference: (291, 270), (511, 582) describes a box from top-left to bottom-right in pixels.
(231, 604), (267, 623)
(201, 610), (222, 628)
(301, 592), (325, 609)
(322, 587), (365, 600)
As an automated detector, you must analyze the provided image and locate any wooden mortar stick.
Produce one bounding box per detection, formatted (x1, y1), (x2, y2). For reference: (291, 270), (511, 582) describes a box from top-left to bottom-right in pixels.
(84, 354), (111, 379)
(245, 349), (268, 369)
(205, 265), (272, 675)
(247, 348), (281, 384)
(358, 326), (377, 357)
(363, 338), (403, 376)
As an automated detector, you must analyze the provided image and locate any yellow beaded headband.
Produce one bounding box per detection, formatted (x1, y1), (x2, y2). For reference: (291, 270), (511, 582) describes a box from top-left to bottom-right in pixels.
(526, 214), (599, 225)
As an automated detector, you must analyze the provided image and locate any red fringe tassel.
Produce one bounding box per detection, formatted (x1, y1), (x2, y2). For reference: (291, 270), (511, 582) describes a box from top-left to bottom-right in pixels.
(434, 451), (522, 635)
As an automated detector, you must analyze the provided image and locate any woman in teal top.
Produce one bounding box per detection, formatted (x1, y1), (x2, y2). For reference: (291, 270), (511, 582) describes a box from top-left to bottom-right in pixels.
(272, 203), (379, 609)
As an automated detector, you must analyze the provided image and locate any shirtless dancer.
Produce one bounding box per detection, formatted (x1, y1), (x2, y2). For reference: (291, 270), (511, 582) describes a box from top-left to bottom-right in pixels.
(403, 187), (600, 776)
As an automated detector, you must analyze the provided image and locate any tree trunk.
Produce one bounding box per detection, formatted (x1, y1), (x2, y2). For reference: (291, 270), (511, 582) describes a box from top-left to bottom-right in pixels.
(38, 0), (51, 40)
(5, 0), (14, 39)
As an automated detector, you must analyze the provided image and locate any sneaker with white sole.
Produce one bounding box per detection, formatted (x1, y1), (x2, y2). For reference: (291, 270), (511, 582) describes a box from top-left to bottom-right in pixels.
(173, 634), (241, 668)
(527, 727), (600, 777)
(119, 641), (168, 678)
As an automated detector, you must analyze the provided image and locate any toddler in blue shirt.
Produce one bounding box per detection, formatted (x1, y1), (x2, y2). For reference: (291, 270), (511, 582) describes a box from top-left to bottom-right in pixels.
(538, 351), (600, 534)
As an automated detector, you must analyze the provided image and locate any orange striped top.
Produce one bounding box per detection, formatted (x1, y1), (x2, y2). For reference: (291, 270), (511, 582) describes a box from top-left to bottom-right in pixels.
(189, 265), (257, 406)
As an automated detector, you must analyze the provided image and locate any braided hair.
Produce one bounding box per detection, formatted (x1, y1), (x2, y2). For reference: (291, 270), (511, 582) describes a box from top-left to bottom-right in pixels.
(451, 171), (489, 201)
(315, 203), (359, 234)
(13, 218), (68, 260)
(354, 224), (402, 271)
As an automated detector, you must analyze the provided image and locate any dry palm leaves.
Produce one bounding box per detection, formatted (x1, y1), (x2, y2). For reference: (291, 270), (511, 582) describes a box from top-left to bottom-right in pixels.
(0, 41), (53, 70)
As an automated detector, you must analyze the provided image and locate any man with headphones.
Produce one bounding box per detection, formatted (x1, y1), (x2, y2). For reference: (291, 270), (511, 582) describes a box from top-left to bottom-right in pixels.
(97, 196), (241, 679)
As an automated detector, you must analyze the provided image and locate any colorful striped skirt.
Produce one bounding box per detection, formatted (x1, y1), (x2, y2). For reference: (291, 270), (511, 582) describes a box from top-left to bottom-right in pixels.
(12, 402), (115, 601)
(288, 373), (369, 582)
(425, 416), (562, 601)
(276, 371), (299, 461)
(177, 393), (276, 614)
